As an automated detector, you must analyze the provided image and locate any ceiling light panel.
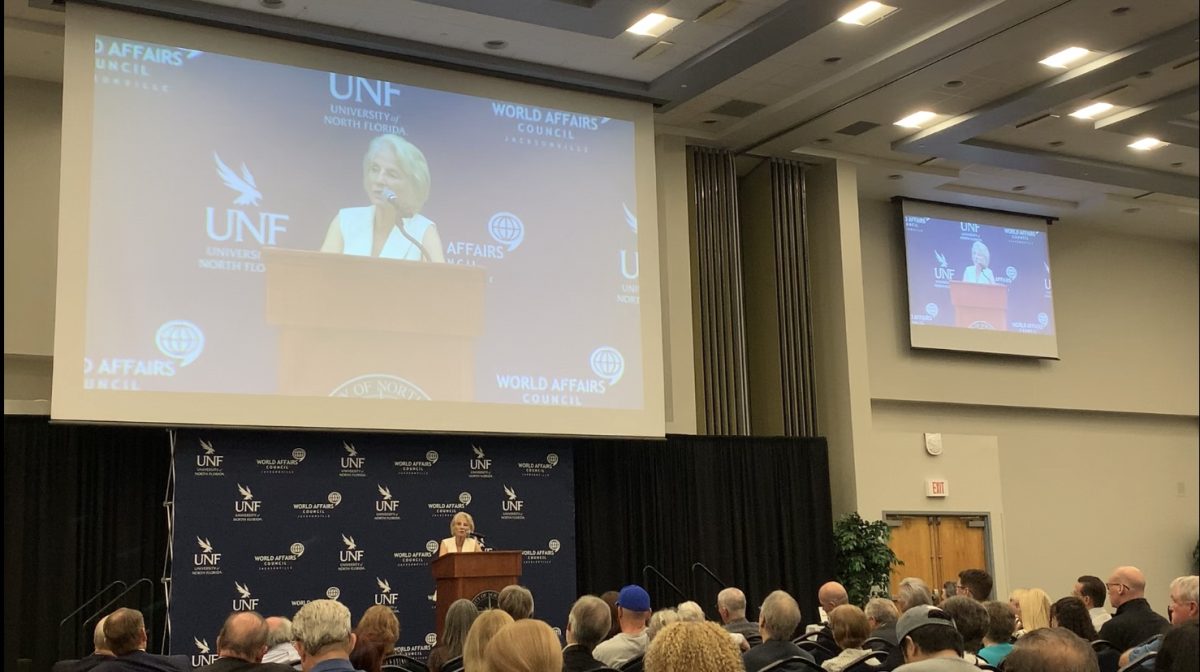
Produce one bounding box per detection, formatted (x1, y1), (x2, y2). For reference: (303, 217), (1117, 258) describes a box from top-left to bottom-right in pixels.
(1039, 47), (1091, 68)
(627, 13), (684, 37)
(1128, 137), (1167, 150)
(1069, 102), (1114, 119)
(894, 110), (939, 128)
(838, 2), (898, 26)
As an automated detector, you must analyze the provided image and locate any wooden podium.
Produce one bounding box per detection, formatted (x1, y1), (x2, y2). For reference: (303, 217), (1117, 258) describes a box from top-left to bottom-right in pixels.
(262, 248), (486, 400)
(949, 281), (1008, 330)
(431, 551), (522, 636)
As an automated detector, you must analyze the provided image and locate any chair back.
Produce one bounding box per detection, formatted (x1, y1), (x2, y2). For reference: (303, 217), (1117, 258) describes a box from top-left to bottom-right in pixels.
(861, 637), (895, 653)
(746, 631), (764, 647)
(440, 655), (464, 672)
(1091, 639), (1117, 652)
(383, 652), (431, 672)
(619, 653), (645, 672)
(843, 649), (888, 672)
(795, 639), (839, 665)
(759, 655), (824, 672)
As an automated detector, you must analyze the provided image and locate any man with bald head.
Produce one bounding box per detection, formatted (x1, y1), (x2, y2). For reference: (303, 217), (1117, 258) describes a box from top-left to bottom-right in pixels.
(803, 581), (848, 649)
(92, 608), (186, 672)
(1003, 627), (1099, 672)
(1097, 566), (1170, 651)
(196, 611), (297, 671)
(718, 587), (761, 644)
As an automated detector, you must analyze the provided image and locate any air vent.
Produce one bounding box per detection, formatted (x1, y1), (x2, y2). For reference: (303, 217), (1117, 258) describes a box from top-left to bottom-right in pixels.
(633, 41), (674, 61)
(1015, 113), (1054, 129)
(836, 120), (879, 136)
(1095, 84), (1129, 99)
(709, 99), (767, 118)
(697, 0), (738, 22)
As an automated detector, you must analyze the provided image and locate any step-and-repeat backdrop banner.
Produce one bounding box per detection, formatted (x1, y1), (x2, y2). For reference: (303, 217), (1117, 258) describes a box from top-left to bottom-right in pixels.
(170, 429), (575, 664)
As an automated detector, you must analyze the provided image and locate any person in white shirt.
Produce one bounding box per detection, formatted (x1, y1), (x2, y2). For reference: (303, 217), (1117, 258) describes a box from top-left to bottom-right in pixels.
(1073, 575), (1112, 631)
(592, 585), (652, 668)
(961, 240), (995, 284)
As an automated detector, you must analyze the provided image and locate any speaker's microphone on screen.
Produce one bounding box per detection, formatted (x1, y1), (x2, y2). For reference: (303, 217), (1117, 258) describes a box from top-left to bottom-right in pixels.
(382, 188), (398, 203)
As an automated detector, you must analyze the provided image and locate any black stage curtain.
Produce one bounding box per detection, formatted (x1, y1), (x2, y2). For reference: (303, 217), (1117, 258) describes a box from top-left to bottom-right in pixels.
(574, 434), (833, 628)
(3, 416), (170, 672)
(3, 419), (832, 672)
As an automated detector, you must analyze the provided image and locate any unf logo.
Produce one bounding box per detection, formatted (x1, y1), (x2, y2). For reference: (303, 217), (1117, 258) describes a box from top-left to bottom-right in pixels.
(197, 439), (222, 467)
(502, 485), (524, 512)
(458, 492), (472, 506)
(377, 485), (399, 512)
(195, 537), (220, 566)
(208, 152), (289, 245)
(156, 320), (205, 367)
(590, 346), (625, 385)
(470, 445), (491, 470)
(933, 251), (954, 281)
(192, 637), (217, 667)
(488, 212), (524, 251)
(342, 442), (364, 469)
(235, 484), (260, 513)
(375, 577), (398, 605)
(340, 534), (363, 562)
(326, 586), (341, 600)
(233, 581), (259, 610)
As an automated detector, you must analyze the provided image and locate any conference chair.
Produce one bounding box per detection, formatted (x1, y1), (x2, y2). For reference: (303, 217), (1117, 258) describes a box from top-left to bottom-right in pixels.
(745, 631), (764, 647)
(440, 655), (464, 672)
(794, 639), (839, 665)
(383, 651), (430, 672)
(842, 649), (888, 672)
(1091, 640), (1120, 672)
(619, 653), (645, 672)
(861, 636), (896, 654)
(758, 655), (824, 672)
(1116, 651), (1156, 672)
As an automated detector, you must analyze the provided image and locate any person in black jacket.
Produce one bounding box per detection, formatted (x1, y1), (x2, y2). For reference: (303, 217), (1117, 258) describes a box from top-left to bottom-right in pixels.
(1098, 567), (1170, 651)
(562, 596), (611, 672)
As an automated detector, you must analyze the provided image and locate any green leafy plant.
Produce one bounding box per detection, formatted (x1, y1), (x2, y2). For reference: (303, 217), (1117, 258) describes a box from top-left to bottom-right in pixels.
(833, 512), (902, 606)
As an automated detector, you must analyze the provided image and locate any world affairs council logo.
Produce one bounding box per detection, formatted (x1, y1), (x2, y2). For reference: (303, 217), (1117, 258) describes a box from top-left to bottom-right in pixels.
(590, 347), (625, 386)
(488, 212), (524, 251)
(156, 320), (205, 368)
(257, 447), (306, 474)
(326, 586), (341, 600)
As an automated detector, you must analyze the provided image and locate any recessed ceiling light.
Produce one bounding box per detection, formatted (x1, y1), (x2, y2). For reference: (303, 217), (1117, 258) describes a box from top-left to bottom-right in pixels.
(816, 137), (832, 144)
(483, 40), (508, 50)
(837, 2), (898, 26)
(260, 0), (284, 8)
(943, 80), (964, 89)
(1069, 102), (1114, 119)
(626, 12), (684, 37)
(894, 111), (939, 128)
(824, 56), (843, 64)
(1039, 47), (1091, 68)
(1128, 137), (1166, 150)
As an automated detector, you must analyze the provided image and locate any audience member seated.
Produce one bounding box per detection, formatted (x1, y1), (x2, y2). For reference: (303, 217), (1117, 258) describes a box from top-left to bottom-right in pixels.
(977, 601), (1016, 667)
(592, 585), (652, 669)
(485, 619), (563, 672)
(263, 617), (301, 670)
(821, 606), (879, 672)
(428, 599), (477, 672)
(1073, 576), (1112, 631)
(892, 605), (974, 671)
(720, 588), (763, 645)
(1017, 589), (1052, 636)
(743, 590), (814, 672)
(1002, 627), (1099, 672)
(464, 608), (514, 672)
(1117, 574), (1197, 669)
(1097, 566), (1171, 652)
(1154, 619), (1198, 672)
(647, 610), (680, 642)
(601, 591), (622, 640)
(562, 595), (612, 672)
(349, 605), (400, 672)
(290, 600), (358, 672)
(895, 579), (932, 614)
(809, 582), (849, 636)
(1049, 597), (1098, 641)
(499, 585), (536, 621)
(56, 615), (115, 672)
(955, 570), (993, 602)
(938, 597), (987, 663)
(864, 598), (899, 648)
(645, 621), (745, 672)
(195, 611), (296, 672)
(92, 608), (186, 672)
(676, 602), (705, 623)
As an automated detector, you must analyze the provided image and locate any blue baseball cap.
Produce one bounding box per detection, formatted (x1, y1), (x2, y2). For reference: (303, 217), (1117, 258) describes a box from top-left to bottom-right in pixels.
(617, 585), (651, 612)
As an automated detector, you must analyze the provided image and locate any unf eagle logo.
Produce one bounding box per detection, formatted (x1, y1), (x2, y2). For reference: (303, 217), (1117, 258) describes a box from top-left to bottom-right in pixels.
(377, 577), (392, 594)
(193, 637), (210, 654)
(934, 250), (948, 268)
(622, 203), (638, 234)
(214, 152), (262, 206)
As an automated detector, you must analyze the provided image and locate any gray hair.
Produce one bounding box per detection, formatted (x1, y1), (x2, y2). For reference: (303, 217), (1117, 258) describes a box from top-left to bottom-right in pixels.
(568, 596), (612, 649)
(865, 598), (899, 626)
(498, 585), (534, 620)
(760, 590), (801, 641)
(442, 600), (479, 656)
(364, 134), (431, 212)
(93, 616), (110, 651)
(647, 609), (680, 641)
(718, 588), (747, 616)
(1171, 576), (1199, 605)
(677, 601), (705, 622)
(971, 240), (990, 264)
(292, 599), (353, 656)
(265, 617), (293, 647)
(897, 578), (932, 611)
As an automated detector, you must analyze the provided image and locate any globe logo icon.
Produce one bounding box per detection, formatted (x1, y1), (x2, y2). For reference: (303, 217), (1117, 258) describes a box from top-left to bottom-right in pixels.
(292, 448), (307, 462)
(155, 320), (205, 366)
(548, 539), (561, 553)
(327, 492), (343, 506)
(425, 633), (438, 647)
(290, 543), (305, 557)
(426, 451), (439, 464)
(488, 212), (525, 251)
(546, 453), (559, 467)
(425, 540), (439, 554)
(925, 303), (939, 318)
(326, 587), (341, 600)
(1006, 265), (1018, 280)
(1037, 312), (1049, 327)
(590, 346), (625, 385)
(458, 492), (472, 506)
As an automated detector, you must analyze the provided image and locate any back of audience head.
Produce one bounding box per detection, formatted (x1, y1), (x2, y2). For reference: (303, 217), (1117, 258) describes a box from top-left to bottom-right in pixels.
(896, 578), (932, 613)
(499, 585), (535, 621)
(982, 601), (1016, 645)
(292, 599), (354, 659)
(567, 595), (611, 650)
(818, 581), (849, 614)
(865, 598), (899, 630)
(463, 608), (514, 671)
(940, 596), (988, 653)
(644, 621), (744, 672)
(648, 609), (680, 641)
(759, 590), (801, 642)
(717, 587), (748, 623)
(1018, 589), (1052, 633)
(104, 608), (147, 656)
(615, 585), (652, 630)
(484, 619), (563, 672)
(1073, 576), (1107, 611)
(265, 616), (294, 648)
(93, 615), (113, 655)
(957, 569), (993, 601)
(1105, 566), (1147, 608)
(1049, 596), (1097, 641)
(828, 605), (871, 650)
(216, 611), (270, 662)
(600, 590), (622, 639)
(443, 599), (480, 658)
(1003, 627), (1099, 672)
(896, 605), (963, 662)
(356, 604), (400, 645)
(676, 601), (705, 623)
(1156, 619), (1199, 672)
(1168, 575), (1199, 625)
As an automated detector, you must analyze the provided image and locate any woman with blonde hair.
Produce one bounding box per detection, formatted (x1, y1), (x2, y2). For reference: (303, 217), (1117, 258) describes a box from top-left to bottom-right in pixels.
(483, 619), (564, 672)
(463, 608), (514, 672)
(647, 609), (680, 641)
(644, 621), (745, 672)
(1017, 588), (1052, 635)
(440, 511), (482, 556)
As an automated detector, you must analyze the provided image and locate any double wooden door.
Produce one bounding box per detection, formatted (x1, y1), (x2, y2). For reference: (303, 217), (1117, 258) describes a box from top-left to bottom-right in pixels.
(886, 514), (989, 600)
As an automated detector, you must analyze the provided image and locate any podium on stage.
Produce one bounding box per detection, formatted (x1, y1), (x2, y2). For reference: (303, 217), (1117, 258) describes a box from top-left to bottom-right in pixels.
(263, 248), (486, 400)
(431, 551), (523, 635)
(949, 281), (1008, 330)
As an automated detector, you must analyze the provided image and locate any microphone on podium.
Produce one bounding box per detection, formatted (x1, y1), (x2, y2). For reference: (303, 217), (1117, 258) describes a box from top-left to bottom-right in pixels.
(468, 531), (487, 549)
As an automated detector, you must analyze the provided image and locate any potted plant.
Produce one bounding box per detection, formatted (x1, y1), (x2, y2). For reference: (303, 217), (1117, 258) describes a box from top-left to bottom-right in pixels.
(833, 512), (902, 606)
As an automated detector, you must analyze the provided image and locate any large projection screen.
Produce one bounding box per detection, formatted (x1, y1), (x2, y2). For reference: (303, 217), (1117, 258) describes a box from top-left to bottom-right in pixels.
(52, 5), (665, 436)
(900, 199), (1060, 359)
